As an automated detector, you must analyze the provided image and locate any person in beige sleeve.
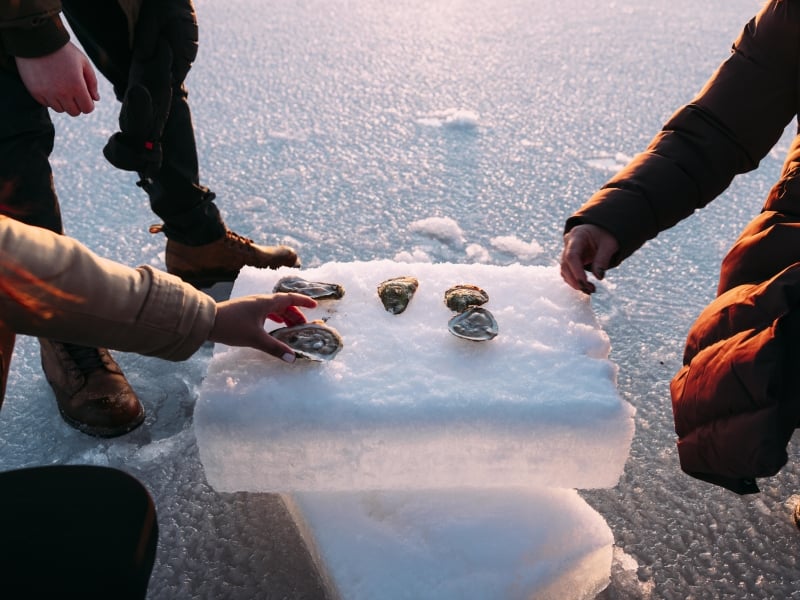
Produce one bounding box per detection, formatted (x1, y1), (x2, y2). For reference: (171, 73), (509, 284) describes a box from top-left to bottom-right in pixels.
(0, 214), (316, 433)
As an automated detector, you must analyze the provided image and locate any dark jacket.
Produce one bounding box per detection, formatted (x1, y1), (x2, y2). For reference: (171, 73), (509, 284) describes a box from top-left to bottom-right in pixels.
(565, 0), (800, 493)
(0, 0), (139, 68)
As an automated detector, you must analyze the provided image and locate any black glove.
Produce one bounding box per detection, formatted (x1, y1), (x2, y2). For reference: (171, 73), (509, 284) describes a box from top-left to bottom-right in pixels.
(103, 0), (199, 177)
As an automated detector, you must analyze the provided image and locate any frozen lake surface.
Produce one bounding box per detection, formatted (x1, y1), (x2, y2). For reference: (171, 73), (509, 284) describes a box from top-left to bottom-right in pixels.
(3, 0), (800, 598)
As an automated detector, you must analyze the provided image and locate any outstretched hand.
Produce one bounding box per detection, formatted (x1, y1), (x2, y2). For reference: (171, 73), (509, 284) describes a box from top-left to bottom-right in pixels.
(209, 293), (318, 362)
(16, 42), (99, 116)
(560, 224), (620, 294)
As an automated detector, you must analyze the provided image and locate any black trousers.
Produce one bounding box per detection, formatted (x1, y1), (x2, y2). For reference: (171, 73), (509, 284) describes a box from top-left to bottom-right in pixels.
(0, 0), (226, 245)
(0, 465), (158, 599)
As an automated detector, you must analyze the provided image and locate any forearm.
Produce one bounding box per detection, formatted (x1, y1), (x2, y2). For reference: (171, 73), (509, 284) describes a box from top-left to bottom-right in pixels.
(0, 217), (216, 361)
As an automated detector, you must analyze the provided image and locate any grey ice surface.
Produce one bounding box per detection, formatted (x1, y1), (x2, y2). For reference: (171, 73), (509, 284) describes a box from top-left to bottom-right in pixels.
(2, 0), (799, 598)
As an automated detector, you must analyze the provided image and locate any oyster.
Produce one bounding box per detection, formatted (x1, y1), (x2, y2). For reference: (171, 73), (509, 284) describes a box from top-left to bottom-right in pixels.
(447, 307), (498, 341)
(273, 276), (345, 300)
(269, 321), (343, 361)
(377, 276), (419, 314)
(444, 284), (489, 313)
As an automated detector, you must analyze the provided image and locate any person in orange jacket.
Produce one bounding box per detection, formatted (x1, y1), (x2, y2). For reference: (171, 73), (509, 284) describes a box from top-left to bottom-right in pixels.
(559, 1), (800, 501)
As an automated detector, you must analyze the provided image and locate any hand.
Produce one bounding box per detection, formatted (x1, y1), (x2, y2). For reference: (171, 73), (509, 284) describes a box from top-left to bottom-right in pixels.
(209, 293), (318, 362)
(560, 224), (620, 294)
(16, 42), (100, 117)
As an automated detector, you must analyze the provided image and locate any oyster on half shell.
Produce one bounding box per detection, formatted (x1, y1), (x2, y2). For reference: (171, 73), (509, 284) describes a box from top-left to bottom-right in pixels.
(447, 306), (499, 341)
(269, 321), (343, 361)
(377, 276), (419, 314)
(444, 284), (489, 313)
(273, 276), (345, 300)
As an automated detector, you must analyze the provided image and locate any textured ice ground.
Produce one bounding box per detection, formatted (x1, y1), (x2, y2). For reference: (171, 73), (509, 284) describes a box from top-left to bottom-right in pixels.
(3, 0), (800, 598)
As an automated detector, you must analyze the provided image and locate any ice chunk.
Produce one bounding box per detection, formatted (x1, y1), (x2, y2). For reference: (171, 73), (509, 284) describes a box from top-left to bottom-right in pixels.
(195, 261), (634, 492)
(285, 488), (614, 600)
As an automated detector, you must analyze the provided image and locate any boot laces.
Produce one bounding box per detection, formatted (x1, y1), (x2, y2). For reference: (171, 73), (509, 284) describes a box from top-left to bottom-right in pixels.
(224, 230), (257, 254)
(61, 343), (106, 374)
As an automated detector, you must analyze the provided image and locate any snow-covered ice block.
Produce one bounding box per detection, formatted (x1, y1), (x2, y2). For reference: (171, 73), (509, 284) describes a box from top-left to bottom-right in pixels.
(285, 488), (614, 600)
(195, 261), (634, 492)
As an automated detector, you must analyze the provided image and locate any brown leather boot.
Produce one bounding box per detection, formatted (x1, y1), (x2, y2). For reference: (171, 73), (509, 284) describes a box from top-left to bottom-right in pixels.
(39, 339), (145, 438)
(155, 227), (300, 287)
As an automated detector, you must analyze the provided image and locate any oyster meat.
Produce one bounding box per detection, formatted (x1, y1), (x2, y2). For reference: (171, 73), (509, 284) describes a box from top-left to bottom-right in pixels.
(447, 307), (498, 341)
(444, 284), (489, 313)
(269, 321), (343, 361)
(273, 276), (345, 300)
(377, 276), (419, 314)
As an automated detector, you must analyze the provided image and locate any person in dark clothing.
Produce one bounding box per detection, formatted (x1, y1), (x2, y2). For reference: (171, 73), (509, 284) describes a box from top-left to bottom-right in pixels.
(0, 0), (300, 437)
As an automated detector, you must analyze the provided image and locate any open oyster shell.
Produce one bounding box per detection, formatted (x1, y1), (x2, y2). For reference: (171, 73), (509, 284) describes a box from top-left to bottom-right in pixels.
(444, 284), (489, 313)
(269, 321), (343, 361)
(273, 276), (345, 300)
(447, 307), (498, 341)
(377, 276), (419, 314)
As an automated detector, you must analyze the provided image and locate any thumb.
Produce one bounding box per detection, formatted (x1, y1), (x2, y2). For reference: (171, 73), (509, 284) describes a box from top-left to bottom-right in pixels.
(252, 328), (297, 363)
(591, 243), (616, 280)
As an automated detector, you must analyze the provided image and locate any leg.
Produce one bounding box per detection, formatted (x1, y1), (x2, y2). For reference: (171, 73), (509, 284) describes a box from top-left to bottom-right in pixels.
(0, 67), (62, 232)
(0, 51), (143, 438)
(65, 0), (300, 285)
(63, 0), (224, 243)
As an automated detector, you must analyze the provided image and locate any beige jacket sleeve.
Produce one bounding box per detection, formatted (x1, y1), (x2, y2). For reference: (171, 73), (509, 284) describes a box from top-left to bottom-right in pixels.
(0, 216), (216, 361)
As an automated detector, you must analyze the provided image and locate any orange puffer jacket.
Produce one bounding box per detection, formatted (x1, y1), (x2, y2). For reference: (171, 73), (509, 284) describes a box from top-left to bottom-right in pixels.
(671, 212), (800, 495)
(564, 1), (800, 493)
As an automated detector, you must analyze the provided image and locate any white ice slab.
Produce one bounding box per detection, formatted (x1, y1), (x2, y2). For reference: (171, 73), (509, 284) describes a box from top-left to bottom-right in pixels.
(285, 488), (614, 600)
(195, 261), (634, 492)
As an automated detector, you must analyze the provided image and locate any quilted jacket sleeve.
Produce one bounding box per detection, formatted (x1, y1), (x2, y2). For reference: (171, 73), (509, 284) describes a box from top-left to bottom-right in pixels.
(565, 0), (800, 265)
(0, 216), (216, 361)
(669, 185), (800, 495)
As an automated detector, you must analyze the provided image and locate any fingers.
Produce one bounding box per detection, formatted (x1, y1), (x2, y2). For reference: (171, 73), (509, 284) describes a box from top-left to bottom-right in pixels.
(560, 224), (620, 294)
(591, 245), (615, 281)
(61, 64), (98, 115)
(83, 59), (100, 102)
(280, 305), (309, 327)
(260, 294), (317, 360)
(560, 230), (595, 294)
(16, 43), (98, 117)
(48, 93), (94, 117)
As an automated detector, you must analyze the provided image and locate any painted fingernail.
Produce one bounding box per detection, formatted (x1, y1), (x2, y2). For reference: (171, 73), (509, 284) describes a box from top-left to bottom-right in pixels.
(282, 352), (296, 363)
